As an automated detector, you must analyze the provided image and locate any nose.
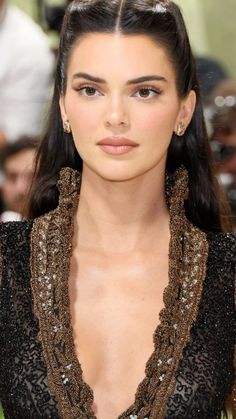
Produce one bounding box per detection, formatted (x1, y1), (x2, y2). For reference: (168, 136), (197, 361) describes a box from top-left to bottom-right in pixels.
(104, 96), (130, 129)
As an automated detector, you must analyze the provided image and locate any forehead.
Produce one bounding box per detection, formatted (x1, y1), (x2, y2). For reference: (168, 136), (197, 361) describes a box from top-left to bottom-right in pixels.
(4, 149), (35, 172)
(67, 33), (175, 81)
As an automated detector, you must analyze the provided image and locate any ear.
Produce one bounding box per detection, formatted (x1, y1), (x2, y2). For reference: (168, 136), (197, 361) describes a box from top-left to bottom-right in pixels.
(175, 90), (196, 133)
(59, 95), (68, 122)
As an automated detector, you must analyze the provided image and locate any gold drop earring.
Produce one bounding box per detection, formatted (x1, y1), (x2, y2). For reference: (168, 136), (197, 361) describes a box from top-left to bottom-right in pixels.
(63, 120), (71, 134)
(175, 122), (185, 137)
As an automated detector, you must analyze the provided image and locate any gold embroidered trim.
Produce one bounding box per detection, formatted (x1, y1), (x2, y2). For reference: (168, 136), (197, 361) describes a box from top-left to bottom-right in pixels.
(31, 168), (95, 419)
(119, 168), (208, 419)
(30, 167), (208, 419)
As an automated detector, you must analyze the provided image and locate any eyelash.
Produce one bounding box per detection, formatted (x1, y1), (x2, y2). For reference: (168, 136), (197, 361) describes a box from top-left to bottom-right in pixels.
(134, 86), (162, 99)
(75, 84), (162, 99)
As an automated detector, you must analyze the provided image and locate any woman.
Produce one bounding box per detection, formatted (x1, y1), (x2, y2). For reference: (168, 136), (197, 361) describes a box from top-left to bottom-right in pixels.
(0, 1), (235, 418)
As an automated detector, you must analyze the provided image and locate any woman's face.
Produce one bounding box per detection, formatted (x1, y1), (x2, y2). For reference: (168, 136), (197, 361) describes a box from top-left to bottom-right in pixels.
(60, 33), (195, 181)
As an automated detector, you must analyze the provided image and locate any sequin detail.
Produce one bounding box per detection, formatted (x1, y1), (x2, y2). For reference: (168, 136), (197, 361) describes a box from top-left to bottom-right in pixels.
(31, 168), (96, 418)
(30, 167), (209, 419)
(120, 169), (209, 419)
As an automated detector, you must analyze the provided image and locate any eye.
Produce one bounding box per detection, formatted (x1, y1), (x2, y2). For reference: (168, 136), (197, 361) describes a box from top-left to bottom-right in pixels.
(77, 86), (102, 97)
(133, 87), (161, 99)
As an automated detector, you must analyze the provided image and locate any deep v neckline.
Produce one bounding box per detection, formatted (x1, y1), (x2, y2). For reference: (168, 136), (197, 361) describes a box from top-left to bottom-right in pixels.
(31, 167), (208, 419)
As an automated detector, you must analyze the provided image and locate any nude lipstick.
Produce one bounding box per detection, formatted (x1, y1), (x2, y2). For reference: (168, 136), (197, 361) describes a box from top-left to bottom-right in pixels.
(97, 137), (139, 155)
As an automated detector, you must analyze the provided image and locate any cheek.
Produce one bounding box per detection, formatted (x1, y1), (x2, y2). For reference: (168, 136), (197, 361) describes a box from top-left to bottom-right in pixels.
(135, 106), (177, 139)
(70, 109), (98, 135)
(3, 183), (13, 198)
(221, 156), (236, 171)
(65, 97), (101, 135)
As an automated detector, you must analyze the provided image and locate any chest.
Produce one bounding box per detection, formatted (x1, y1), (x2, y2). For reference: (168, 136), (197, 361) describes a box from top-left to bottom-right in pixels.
(69, 248), (169, 349)
(68, 249), (169, 418)
(2, 223), (234, 419)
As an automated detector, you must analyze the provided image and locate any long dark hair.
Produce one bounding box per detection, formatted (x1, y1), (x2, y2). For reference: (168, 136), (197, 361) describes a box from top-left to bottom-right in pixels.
(27, 0), (231, 232)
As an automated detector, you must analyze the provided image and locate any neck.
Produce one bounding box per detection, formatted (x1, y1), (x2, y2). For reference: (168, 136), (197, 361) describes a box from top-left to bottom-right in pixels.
(74, 165), (170, 253)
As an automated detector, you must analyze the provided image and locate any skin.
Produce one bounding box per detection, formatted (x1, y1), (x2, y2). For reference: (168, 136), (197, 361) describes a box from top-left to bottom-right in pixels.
(60, 33), (196, 418)
(1, 148), (35, 215)
(0, 131), (7, 150)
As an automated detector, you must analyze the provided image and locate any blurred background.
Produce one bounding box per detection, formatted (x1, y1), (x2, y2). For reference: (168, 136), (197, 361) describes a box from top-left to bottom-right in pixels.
(0, 3), (235, 418)
(1, 0), (236, 228)
(11, 0), (236, 76)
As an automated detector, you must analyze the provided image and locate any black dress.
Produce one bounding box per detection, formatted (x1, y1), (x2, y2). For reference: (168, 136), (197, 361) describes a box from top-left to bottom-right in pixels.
(0, 168), (235, 419)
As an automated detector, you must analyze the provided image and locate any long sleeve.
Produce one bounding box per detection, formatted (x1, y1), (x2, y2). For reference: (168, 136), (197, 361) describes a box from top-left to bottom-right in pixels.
(165, 232), (236, 419)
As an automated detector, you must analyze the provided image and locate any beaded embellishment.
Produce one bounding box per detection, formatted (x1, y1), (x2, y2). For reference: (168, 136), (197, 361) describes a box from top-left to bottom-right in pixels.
(31, 166), (208, 419)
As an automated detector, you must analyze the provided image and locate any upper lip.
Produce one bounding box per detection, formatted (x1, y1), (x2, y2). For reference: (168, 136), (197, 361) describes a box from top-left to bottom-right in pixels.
(97, 137), (138, 146)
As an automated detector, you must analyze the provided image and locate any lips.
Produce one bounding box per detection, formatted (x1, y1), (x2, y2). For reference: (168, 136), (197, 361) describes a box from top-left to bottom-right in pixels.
(97, 137), (139, 156)
(97, 137), (138, 146)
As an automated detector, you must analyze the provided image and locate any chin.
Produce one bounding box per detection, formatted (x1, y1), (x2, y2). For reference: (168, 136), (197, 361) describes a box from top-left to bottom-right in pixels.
(83, 159), (156, 183)
(97, 169), (146, 183)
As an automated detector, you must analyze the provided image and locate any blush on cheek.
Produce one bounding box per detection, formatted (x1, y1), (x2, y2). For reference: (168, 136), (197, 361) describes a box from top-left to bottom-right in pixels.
(70, 108), (100, 132)
(136, 110), (168, 134)
(137, 112), (158, 132)
(137, 106), (178, 136)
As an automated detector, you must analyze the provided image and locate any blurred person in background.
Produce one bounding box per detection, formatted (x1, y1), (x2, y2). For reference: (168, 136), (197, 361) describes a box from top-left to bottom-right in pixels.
(44, 0), (73, 33)
(0, 0), (54, 148)
(195, 56), (229, 134)
(0, 1), (235, 418)
(210, 79), (236, 221)
(196, 56), (228, 106)
(0, 137), (37, 221)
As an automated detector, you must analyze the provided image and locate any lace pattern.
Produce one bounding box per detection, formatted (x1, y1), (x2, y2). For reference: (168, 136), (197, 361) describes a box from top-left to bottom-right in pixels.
(0, 221), (60, 418)
(165, 232), (236, 418)
(0, 168), (234, 419)
(30, 167), (209, 419)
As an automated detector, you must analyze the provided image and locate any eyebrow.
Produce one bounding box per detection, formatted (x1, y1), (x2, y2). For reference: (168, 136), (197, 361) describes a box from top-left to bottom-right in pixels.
(72, 72), (167, 84)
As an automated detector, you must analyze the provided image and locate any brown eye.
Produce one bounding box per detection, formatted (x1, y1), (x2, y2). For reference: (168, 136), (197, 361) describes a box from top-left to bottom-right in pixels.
(139, 88), (151, 98)
(77, 85), (102, 97)
(133, 87), (161, 100)
(84, 87), (97, 96)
